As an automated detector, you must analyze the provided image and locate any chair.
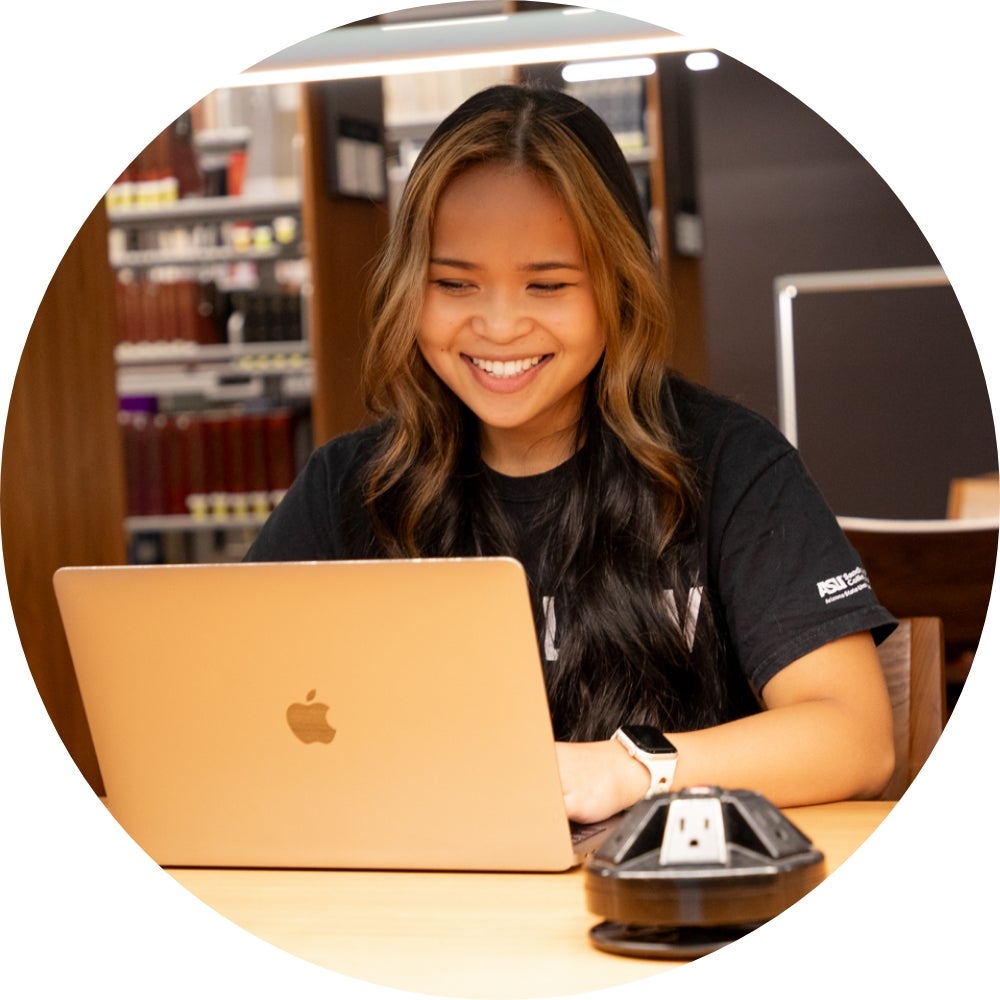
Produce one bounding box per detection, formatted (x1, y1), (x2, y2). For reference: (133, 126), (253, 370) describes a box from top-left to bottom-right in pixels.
(840, 516), (998, 686)
(875, 617), (946, 800)
(947, 473), (1000, 520)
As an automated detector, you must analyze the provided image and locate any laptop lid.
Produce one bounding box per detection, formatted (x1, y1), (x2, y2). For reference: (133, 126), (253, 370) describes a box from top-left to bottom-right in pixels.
(53, 557), (588, 872)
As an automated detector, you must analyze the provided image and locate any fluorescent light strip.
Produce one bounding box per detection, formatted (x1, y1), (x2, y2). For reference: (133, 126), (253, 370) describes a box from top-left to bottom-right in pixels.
(562, 57), (656, 82)
(381, 15), (509, 32)
(226, 9), (709, 89)
(230, 36), (707, 88)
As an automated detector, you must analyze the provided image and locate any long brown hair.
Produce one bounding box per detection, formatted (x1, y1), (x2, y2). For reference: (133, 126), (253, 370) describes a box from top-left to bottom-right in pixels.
(362, 84), (694, 553)
(357, 85), (723, 739)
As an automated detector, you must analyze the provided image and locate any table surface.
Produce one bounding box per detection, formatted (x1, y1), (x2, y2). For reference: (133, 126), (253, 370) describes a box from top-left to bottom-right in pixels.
(168, 800), (894, 999)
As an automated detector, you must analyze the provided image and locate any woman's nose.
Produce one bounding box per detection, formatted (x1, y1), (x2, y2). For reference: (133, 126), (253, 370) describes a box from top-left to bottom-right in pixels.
(470, 289), (533, 341)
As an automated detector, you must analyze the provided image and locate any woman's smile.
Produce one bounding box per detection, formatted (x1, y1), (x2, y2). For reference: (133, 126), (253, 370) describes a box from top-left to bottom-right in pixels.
(463, 353), (553, 392)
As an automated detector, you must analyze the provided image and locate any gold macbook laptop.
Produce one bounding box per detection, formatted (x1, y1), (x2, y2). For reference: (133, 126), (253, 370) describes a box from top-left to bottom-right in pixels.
(53, 557), (607, 872)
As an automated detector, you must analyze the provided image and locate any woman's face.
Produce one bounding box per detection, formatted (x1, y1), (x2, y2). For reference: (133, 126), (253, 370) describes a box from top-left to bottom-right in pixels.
(417, 163), (605, 476)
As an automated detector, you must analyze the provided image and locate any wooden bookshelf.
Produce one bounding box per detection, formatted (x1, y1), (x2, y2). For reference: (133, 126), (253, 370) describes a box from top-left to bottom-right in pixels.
(0, 81), (388, 789)
(1, 201), (126, 793)
(300, 77), (390, 444)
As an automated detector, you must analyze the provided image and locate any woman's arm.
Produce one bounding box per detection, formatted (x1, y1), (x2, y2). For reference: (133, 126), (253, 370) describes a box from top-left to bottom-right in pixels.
(556, 630), (895, 824)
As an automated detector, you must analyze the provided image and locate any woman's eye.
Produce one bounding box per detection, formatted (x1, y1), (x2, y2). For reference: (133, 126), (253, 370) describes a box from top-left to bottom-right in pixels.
(432, 278), (473, 293)
(529, 282), (572, 294)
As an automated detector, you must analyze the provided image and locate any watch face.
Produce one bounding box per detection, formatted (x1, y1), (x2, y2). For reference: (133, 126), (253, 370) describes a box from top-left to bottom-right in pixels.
(621, 724), (678, 755)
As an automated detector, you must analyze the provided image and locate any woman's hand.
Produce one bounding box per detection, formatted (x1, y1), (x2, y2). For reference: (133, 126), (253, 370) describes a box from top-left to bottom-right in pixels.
(555, 738), (650, 824)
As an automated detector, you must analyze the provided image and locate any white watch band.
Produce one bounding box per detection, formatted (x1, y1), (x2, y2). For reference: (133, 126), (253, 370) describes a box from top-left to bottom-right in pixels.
(637, 753), (678, 796)
(613, 727), (679, 797)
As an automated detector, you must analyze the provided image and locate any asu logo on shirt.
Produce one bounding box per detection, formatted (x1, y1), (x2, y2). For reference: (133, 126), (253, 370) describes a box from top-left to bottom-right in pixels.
(816, 567), (871, 603)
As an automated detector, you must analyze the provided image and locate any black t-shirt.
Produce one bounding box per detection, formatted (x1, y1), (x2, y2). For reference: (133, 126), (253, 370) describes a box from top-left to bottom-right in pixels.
(247, 375), (895, 713)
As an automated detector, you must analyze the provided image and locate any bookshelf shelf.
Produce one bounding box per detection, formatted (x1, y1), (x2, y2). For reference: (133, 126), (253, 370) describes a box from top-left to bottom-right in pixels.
(115, 338), (311, 366)
(117, 370), (314, 403)
(123, 372), (310, 401)
(107, 192), (301, 228)
(116, 340), (313, 402)
(125, 513), (273, 534)
(118, 369), (265, 401)
(109, 242), (303, 271)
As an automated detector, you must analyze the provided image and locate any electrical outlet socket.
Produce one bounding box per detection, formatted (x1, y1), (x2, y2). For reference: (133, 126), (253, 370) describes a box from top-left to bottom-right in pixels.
(659, 796), (729, 866)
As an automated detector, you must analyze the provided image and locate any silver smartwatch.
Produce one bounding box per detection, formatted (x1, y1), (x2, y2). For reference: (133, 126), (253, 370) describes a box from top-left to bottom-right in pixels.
(613, 724), (679, 797)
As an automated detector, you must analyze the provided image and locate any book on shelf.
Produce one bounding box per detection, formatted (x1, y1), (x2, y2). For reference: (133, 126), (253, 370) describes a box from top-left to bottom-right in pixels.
(115, 275), (226, 347)
(114, 276), (303, 349)
(119, 407), (301, 522)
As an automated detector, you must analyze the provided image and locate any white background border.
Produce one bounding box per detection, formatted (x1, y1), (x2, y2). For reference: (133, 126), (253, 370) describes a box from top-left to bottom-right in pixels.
(3, 2), (995, 995)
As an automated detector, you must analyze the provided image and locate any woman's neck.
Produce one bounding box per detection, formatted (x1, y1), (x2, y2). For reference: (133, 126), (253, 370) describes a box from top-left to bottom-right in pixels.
(479, 424), (579, 477)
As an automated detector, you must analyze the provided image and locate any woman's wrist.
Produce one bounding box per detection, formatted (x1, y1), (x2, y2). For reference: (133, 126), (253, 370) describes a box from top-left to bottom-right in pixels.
(607, 737), (655, 811)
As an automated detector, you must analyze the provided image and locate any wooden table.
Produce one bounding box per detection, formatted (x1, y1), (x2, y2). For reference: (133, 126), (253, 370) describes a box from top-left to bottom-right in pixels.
(169, 800), (893, 999)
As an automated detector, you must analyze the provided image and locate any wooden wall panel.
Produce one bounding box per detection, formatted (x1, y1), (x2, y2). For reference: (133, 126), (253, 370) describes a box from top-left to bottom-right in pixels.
(1, 200), (128, 793)
(300, 80), (390, 445)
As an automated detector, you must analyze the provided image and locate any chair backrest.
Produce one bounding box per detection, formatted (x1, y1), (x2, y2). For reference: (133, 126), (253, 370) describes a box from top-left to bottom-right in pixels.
(840, 516), (998, 656)
(947, 473), (1000, 520)
(876, 617), (946, 800)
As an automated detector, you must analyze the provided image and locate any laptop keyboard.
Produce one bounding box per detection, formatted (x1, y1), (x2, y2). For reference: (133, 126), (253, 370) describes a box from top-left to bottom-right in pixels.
(570, 820), (609, 846)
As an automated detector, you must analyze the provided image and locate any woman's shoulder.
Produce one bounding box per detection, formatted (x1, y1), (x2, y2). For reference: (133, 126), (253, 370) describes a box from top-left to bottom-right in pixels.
(664, 372), (791, 467)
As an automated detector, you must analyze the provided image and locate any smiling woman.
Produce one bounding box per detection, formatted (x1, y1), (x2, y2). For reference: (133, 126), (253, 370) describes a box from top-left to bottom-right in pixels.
(246, 82), (897, 824)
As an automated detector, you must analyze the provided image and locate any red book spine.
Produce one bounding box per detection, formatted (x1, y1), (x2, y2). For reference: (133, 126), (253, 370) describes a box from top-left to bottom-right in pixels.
(114, 277), (130, 346)
(174, 280), (196, 346)
(145, 414), (167, 516)
(194, 282), (223, 345)
(160, 415), (189, 516)
(140, 278), (161, 344)
(161, 280), (179, 346)
(201, 415), (228, 518)
(180, 414), (208, 518)
(123, 277), (143, 346)
(264, 409), (295, 507)
(243, 414), (271, 516)
(223, 415), (248, 516)
(119, 411), (145, 516)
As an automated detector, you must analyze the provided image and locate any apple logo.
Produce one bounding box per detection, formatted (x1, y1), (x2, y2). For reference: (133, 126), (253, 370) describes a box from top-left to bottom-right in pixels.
(286, 689), (336, 744)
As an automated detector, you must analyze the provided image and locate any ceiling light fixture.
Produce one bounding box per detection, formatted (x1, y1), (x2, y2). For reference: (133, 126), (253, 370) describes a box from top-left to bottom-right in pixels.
(561, 57), (657, 83)
(226, 9), (711, 88)
(685, 51), (720, 71)
(380, 15), (509, 32)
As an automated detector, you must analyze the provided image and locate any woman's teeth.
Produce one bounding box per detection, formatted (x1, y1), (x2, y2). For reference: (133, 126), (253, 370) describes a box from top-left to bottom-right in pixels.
(471, 356), (543, 378)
